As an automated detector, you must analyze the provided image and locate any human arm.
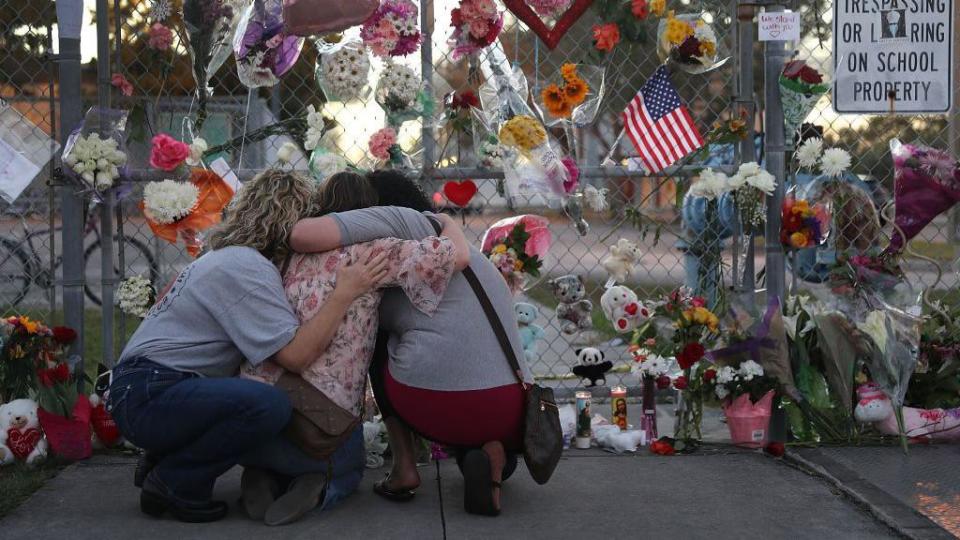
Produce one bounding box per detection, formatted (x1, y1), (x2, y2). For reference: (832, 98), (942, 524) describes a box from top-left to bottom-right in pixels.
(290, 206), (429, 253)
(434, 213), (471, 271)
(272, 252), (389, 373)
(289, 216), (342, 253)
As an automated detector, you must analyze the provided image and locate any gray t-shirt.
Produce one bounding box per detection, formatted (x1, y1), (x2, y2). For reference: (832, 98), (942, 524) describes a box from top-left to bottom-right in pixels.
(119, 246), (299, 378)
(332, 206), (534, 391)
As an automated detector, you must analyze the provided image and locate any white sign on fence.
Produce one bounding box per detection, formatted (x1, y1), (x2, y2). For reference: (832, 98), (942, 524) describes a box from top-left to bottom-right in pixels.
(833, 0), (953, 113)
(759, 12), (801, 41)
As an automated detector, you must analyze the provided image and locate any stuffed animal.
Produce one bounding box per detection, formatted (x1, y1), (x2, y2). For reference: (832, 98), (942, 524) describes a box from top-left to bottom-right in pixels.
(88, 394), (123, 449)
(573, 347), (613, 387)
(515, 302), (545, 364)
(363, 419), (389, 469)
(854, 383), (960, 441)
(601, 238), (643, 284)
(549, 274), (593, 335)
(600, 285), (650, 334)
(0, 399), (48, 466)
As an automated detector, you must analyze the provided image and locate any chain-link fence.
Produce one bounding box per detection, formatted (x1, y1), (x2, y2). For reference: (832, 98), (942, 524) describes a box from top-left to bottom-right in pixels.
(3, 0), (959, 396)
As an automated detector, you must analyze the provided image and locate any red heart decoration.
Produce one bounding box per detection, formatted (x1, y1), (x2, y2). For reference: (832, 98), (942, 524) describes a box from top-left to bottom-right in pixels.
(501, 0), (596, 50)
(443, 180), (478, 208)
(624, 302), (638, 315)
(7, 428), (42, 460)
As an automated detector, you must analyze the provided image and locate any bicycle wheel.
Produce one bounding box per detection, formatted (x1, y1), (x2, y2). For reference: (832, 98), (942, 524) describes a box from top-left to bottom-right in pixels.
(0, 237), (35, 309)
(84, 237), (160, 306)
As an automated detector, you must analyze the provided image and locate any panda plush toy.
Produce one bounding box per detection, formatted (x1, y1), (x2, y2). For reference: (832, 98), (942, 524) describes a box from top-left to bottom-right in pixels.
(572, 347), (613, 387)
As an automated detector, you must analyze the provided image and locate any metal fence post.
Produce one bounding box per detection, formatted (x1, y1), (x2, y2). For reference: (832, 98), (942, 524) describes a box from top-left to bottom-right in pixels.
(97, 0), (117, 368)
(420, 0), (436, 181)
(55, 1), (86, 382)
(763, 9), (789, 304)
(736, 0), (758, 303)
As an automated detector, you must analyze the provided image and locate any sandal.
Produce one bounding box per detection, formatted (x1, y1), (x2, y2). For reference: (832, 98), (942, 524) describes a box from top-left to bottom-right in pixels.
(462, 449), (501, 517)
(373, 474), (416, 502)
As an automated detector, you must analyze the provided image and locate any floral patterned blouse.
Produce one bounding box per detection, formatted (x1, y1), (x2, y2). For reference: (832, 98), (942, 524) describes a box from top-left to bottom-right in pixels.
(241, 236), (456, 415)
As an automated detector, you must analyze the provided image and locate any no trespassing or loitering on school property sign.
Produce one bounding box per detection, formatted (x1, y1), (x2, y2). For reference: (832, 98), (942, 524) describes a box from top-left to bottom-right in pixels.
(833, 0), (954, 113)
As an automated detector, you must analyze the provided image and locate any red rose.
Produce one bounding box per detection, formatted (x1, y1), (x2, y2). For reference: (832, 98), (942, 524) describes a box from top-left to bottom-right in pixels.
(783, 212), (803, 231)
(764, 442), (785, 457)
(650, 438), (676, 456)
(702, 368), (717, 382)
(798, 66), (823, 84)
(37, 369), (54, 387)
(149, 133), (190, 172)
(782, 60), (805, 79)
(631, 0), (648, 19)
(52, 326), (77, 345)
(655, 375), (671, 390)
(458, 90), (480, 109)
(53, 363), (70, 383)
(673, 375), (688, 390)
(677, 342), (706, 370)
(451, 8), (463, 26)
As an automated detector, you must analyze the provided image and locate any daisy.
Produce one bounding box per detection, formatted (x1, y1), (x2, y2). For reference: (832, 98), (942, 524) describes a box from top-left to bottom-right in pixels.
(796, 137), (822, 170)
(820, 147), (851, 178)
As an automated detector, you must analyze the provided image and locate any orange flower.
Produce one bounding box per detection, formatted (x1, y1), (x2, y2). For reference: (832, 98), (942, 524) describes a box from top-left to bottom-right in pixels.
(564, 78), (589, 105)
(592, 23), (620, 53)
(789, 232), (808, 248)
(541, 84), (571, 117)
(19, 316), (39, 334)
(560, 63), (579, 83)
(699, 40), (716, 57)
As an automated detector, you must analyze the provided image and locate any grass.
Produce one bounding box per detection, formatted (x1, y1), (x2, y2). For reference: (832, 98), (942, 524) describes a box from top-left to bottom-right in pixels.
(0, 460), (66, 518)
(907, 240), (958, 262)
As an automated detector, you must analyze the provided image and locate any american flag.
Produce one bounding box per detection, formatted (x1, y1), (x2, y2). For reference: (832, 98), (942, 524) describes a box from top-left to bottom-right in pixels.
(622, 66), (704, 173)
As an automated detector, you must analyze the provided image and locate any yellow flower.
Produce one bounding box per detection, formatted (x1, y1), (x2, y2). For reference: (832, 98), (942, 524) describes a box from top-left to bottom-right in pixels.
(492, 244), (507, 254)
(665, 13), (694, 46)
(789, 232), (809, 248)
(499, 115), (547, 153)
(541, 83), (571, 118)
(513, 260), (524, 271)
(699, 40), (716, 57)
(651, 0), (666, 17)
(19, 316), (39, 334)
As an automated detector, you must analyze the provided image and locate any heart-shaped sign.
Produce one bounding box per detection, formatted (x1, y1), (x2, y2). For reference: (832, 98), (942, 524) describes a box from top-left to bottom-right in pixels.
(501, 0), (595, 50)
(7, 427), (41, 460)
(443, 180), (478, 208)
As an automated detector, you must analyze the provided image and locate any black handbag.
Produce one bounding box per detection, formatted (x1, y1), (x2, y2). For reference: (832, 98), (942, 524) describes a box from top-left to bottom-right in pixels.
(429, 216), (563, 484)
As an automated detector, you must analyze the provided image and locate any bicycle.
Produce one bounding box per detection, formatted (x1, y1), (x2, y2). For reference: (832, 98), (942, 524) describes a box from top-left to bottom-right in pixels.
(0, 205), (159, 309)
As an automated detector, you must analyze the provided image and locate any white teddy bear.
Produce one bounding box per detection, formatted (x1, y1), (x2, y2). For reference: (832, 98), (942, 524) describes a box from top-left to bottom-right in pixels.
(600, 285), (650, 334)
(601, 238), (643, 284)
(0, 399), (48, 466)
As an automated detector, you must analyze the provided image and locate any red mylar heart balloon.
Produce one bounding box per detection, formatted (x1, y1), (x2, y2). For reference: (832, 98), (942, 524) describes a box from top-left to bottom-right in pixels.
(501, 0), (595, 50)
(443, 180), (478, 208)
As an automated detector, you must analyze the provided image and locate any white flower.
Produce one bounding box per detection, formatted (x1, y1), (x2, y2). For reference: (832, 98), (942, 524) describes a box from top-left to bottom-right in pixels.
(310, 151), (348, 182)
(143, 179), (199, 225)
(583, 185), (609, 212)
(186, 137), (208, 167)
(857, 310), (889, 354)
(150, 0), (173, 21)
(716, 365), (737, 385)
(796, 137), (822, 170)
(694, 22), (717, 49)
(738, 359), (764, 381)
(715, 384), (730, 400)
(744, 168), (776, 195)
(820, 148), (851, 178)
(304, 105), (327, 151)
(237, 51), (279, 88)
(639, 354), (671, 378)
(688, 168), (731, 200)
(276, 142), (299, 164)
(116, 275), (155, 318)
(65, 133), (126, 190)
(376, 63), (421, 112)
(320, 46), (371, 101)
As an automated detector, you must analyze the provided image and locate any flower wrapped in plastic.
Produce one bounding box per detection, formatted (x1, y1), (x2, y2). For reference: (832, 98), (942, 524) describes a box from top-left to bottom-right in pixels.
(479, 43), (569, 201)
(315, 39), (371, 102)
(534, 63), (606, 127)
(886, 139), (960, 253)
(140, 169), (234, 257)
(375, 62), (434, 128)
(360, 0), (421, 57)
(61, 107), (129, 193)
(656, 12), (726, 74)
(780, 187), (831, 250)
(116, 276), (156, 318)
(449, 0), (503, 60)
(481, 215), (551, 295)
(183, 0), (253, 95)
(234, 0), (305, 88)
(779, 60), (829, 143)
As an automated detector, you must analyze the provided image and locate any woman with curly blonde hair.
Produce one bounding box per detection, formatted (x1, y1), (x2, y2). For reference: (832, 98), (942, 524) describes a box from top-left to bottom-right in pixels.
(108, 169), (389, 524)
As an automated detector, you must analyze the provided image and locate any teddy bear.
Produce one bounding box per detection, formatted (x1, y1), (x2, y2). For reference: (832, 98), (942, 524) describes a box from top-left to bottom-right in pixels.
(600, 285), (650, 334)
(572, 347), (613, 387)
(515, 302), (545, 364)
(601, 238), (643, 284)
(548, 274), (593, 335)
(0, 399), (48, 466)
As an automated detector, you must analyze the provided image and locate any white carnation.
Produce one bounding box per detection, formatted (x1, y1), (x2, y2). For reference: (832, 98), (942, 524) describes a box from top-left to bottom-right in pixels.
(65, 133), (126, 190)
(320, 46), (371, 101)
(738, 359), (764, 381)
(688, 168), (731, 200)
(116, 275), (155, 318)
(744, 168), (776, 195)
(304, 105), (327, 151)
(276, 142), (299, 164)
(820, 148), (851, 178)
(638, 354), (671, 378)
(716, 365), (737, 385)
(715, 384), (730, 400)
(796, 137), (822, 170)
(732, 162), (776, 195)
(143, 179), (199, 225)
(310, 151), (348, 182)
(186, 137), (208, 167)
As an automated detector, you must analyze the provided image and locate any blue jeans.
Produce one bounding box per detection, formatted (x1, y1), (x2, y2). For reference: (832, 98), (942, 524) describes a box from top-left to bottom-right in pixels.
(108, 358), (293, 502)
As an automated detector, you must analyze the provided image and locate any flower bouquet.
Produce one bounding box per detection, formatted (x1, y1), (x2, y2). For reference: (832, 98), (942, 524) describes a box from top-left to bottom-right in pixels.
(117, 275), (157, 318)
(316, 40), (371, 102)
(368, 127), (409, 168)
(449, 0), (503, 60)
(780, 193), (830, 249)
(233, 0), (304, 88)
(779, 60), (829, 143)
(183, 0), (252, 96)
(701, 360), (778, 447)
(141, 169), (234, 257)
(61, 107), (129, 193)
(360, 0), (421, 58)
(885, 139), (960, 253)
(481, 215), (550, 295)
(656, 12), (724, 74)
(1, 317), (50, 401)
(535, 63), (605, 127)
(375, 62), (433, 128)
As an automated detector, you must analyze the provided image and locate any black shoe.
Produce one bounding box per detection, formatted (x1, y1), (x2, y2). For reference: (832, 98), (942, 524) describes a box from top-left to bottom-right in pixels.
(140, 473), (228, 523)
(462, 449), (501, 517)
(134, 452), (159, 488)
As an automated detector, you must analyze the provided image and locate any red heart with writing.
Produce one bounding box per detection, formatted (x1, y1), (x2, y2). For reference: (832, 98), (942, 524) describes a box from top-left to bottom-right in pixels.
(7, 428), (41, 460)
(442, 180), (478, 208)
(501, 0), (595, 50)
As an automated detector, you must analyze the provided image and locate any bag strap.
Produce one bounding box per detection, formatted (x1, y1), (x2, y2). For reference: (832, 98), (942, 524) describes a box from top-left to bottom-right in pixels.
(427, 216), (526, 387)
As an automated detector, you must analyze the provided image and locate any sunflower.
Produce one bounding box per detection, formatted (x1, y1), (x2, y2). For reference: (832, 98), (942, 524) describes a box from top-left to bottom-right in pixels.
(541, 84), (571, 117)
(563, 78), (589, 106)
(560, 63), (579, 82)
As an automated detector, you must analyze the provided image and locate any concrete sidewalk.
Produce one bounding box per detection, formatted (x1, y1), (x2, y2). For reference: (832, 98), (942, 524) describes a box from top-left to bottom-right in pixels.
(1, 448), (899, 540)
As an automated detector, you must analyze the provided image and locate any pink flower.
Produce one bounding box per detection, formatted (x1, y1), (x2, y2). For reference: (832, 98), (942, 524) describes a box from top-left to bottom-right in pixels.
(148, 23), (174, 51)
(369, 128), (397, 161)
(561, 156), (579, 194)
(111, 73), (133, 96)
(476, 0), (497, 16)
(468, 19), (490, 39)
(149, 133), (191, 171)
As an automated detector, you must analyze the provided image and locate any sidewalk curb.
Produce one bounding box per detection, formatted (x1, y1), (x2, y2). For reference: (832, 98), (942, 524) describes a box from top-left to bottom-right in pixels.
(784, 449), (954, 540)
